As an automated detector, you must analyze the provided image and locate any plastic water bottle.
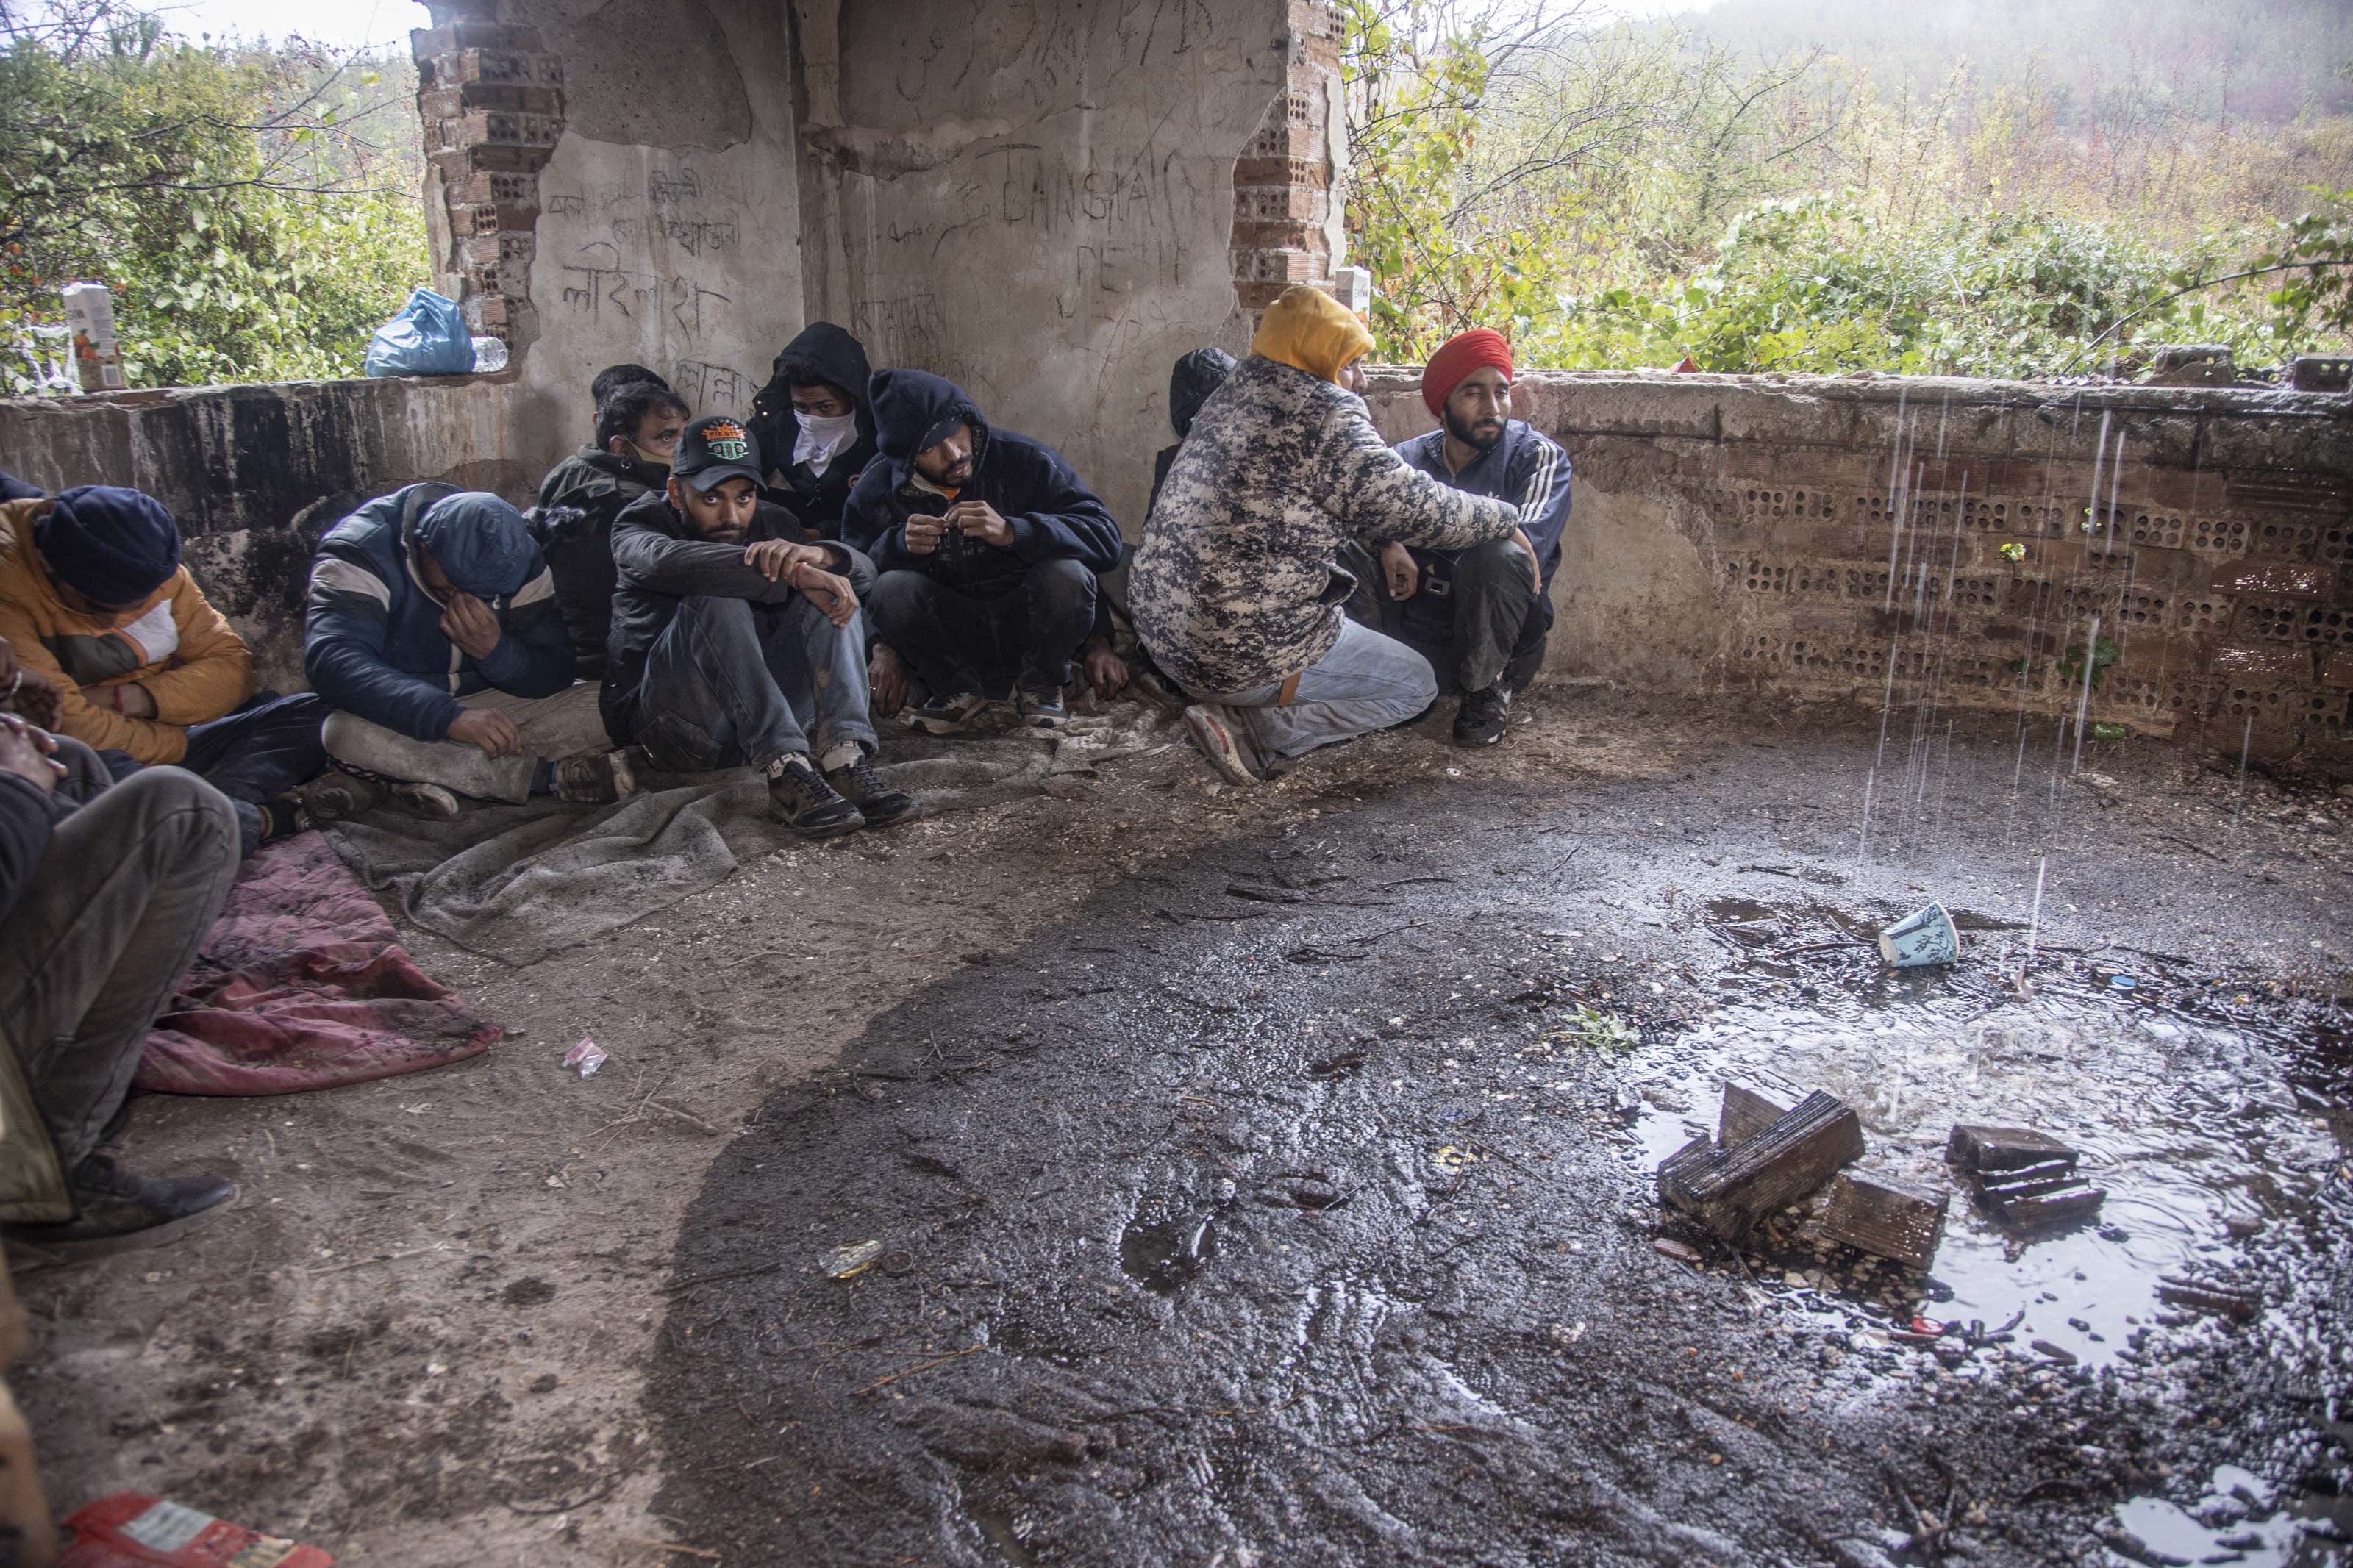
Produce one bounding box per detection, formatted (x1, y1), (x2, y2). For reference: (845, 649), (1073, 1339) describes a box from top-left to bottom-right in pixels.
(469, 335), (509, 373)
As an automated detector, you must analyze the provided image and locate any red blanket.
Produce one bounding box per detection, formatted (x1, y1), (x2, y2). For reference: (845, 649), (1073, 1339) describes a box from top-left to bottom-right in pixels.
(138, 831), (500, 1095)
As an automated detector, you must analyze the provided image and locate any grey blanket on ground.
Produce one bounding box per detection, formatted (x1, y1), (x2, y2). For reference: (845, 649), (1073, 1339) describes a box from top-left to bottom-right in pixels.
(319, 701), (1179, 966)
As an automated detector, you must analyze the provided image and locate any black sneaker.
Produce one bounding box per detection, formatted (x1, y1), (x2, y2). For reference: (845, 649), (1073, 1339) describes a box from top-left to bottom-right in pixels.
(552, 749), (636, 805)
(907, 690), (991, 736)
(1017, 688), (1067, 728)
(766, 754), (865, 837)
(826, 753), (921, 828)
(299, 768), (387, 823)
(1, 1153), (236, 1261)
(1452, 686), (1513, 747)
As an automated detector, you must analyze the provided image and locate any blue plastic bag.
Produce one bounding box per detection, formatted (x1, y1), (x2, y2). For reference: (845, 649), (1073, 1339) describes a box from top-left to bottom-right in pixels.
(363, 287), (476, 378)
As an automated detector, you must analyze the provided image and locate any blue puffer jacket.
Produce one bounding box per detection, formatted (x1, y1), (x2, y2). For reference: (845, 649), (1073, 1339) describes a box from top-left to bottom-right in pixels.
(304, 484), (576, 741)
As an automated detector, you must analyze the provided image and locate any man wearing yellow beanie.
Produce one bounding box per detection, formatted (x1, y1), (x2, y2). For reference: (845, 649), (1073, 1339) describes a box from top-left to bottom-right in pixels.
(1131, 285), (1523, 783)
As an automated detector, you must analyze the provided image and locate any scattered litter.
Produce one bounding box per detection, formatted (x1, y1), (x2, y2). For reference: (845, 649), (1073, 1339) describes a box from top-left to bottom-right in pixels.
(1876, 902), (1957, 967)
(2107, 974), (2138, 992)
(2090, 722), (2127, 740)
(2156, 1276), (2260, 1322)
(823, 1240), (885, 1279)
(1652, 1236), (1703, 1264)
(1996, 541), (2026, 562)
(1432, 1145), (1479, 1173)
(1908, 1317), (1945, 1337)
(2029, 1339), (2079, 1364)
(563, 1037), (607, 1078)
(59, 1493), (335, 1567)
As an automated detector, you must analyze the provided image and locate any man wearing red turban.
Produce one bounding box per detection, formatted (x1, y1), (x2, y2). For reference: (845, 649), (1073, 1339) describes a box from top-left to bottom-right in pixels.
(1343, 328), (1571, 745)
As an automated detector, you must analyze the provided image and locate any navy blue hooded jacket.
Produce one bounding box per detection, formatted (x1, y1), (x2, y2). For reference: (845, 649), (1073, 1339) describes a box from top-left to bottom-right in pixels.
(749, 322), (879, 538)
(842, 369), (1121, 593)
(305, 485), (576, 741)
(1390, 420), (1573, 587)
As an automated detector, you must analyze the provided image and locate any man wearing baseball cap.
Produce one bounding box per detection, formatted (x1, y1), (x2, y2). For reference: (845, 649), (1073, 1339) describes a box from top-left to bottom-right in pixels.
(602, 415), (917, 837)
(1347, 327), (1571, 746)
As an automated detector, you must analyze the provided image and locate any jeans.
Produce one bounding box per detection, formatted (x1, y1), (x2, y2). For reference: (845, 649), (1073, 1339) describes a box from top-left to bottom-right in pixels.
(1341, 537), (1550, 696)
(323, 683), (613, 804)
(628, 594), (877, 773)
(868, 560), (1098, 699)
(180, 690), (332, 856)
(1184, 615), (1438, 760)
(0, 764), (240, 1166)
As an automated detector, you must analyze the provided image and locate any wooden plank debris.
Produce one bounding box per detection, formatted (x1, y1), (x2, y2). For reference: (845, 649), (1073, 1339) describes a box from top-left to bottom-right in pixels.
(1658, 1092), (1865, 1242)
(1946, 1124), (2077, 1176)
(1819, 1167), (1949, 1271)
(1718, 1070), (1807, 1147)
(1947, 1123), (2104, 1228)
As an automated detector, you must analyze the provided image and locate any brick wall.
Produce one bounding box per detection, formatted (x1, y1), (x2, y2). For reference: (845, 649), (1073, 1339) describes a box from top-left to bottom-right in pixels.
(413, 0), (565, 346)
(1230, 0), (1342, 315)
(1365, 370), (2353, 771)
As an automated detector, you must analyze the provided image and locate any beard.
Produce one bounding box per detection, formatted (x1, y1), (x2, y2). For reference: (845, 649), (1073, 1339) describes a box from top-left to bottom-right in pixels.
(696, 519), (750, 545)
(1444, 408), (1506, 451)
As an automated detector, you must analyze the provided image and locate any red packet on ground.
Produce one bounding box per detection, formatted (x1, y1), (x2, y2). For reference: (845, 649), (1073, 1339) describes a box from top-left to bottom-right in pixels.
(58, 1494), (333, 1567)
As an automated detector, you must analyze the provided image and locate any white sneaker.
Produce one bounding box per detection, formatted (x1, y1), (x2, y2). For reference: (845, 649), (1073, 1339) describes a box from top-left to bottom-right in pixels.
(1182, 704), (1265, 785)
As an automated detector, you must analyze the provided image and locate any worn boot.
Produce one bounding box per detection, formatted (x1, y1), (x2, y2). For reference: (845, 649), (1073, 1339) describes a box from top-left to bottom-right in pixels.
(766, 754), (864, 838)
(2, 1153), (236, 1261)
(552, 748), (636, 805)
(1452, 686), (1513, 747)
(826, 753), (921, 829)
(299, 767), (387, 823)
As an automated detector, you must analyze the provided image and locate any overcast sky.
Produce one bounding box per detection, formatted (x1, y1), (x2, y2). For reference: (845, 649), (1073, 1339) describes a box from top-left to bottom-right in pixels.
(160, 0), (1728, 54)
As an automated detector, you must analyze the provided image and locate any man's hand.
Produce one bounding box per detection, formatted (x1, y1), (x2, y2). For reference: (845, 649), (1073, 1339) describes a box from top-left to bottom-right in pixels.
(77, 682), (157, 718)
(745, 537), (821, 581)
(903, 515), (947, 556)
(447, 708), (522, 759)
(440, 591), (503, 661)
(1084, 638), (1129, 699)
(1380, 541), (1421, 601)
(1510, 526), (1541, 595)
(868, 642), (908, 717)
(944, 499), (1013, 548)
(791, 565), (859, 628)
(0, 713), (63, 795)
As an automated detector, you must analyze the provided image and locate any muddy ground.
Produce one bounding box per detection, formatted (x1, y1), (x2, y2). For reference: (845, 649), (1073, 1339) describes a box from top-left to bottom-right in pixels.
(13, 689), (2352, 1566)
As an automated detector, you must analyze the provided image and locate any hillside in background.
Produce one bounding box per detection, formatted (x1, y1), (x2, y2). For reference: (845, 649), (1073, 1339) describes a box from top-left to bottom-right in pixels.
(1667, 0), (2353, 127)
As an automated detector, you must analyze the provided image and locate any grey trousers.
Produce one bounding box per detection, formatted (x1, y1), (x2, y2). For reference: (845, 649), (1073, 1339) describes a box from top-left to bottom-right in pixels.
(323, 683), (613, 805)
(0, 757), (240, 1167)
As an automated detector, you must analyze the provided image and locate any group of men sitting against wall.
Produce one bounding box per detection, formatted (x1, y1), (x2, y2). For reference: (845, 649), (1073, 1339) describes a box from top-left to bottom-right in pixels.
(0, 282), (1569, 1256)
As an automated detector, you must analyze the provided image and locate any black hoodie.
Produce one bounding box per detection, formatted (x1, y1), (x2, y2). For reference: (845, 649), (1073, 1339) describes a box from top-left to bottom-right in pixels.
(842, 368), (1122, 594)
(1149, 347), (1236, 517)
(532, 445), (671, 679)
(748, 322), (878, 537)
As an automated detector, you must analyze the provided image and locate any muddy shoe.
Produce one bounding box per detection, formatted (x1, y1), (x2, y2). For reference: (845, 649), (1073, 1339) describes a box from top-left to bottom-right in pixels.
(767, 754), (864, 837)
(299, 768), (386, 823)
(552, 748), (637, 805)
(1182, 704), (1265, 785)
(907, 690), (990, 736)
(826, 754), (921, 829)
(1016, 688), (1067, 729)
(389, 781), (462, 820)
(1452, 685), (1513, 747)
(2, 1153), (235, 1261)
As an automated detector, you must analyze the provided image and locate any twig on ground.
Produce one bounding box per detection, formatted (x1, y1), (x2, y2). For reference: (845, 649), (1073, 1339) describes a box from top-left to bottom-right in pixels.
(853, 1345), (984, 1395)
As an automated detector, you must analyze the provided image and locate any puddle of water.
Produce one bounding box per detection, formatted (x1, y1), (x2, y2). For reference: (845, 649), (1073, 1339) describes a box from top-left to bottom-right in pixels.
(2108, 1464), (2353, 1567)
(1632, 939), (2339, 1368)
(1120, 1211), (1218, 1296)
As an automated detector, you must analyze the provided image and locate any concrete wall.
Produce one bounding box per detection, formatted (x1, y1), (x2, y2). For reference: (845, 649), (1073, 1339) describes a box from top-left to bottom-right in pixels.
(1366, 370), (2353, 768)
(496, 0), (804, 473)
(794, 0), (1293, 533)
(0, 376), (527, 689)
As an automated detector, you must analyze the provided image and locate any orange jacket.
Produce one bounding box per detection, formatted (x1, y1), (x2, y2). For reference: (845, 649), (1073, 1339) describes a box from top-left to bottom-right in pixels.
(0, 496), (255, 764)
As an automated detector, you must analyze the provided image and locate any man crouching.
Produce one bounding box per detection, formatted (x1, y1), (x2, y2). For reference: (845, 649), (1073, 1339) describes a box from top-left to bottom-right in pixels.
(602, 416), (918, 837)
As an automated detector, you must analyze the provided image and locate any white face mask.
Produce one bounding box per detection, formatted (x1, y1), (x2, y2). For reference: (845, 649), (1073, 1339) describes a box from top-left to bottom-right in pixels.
(793, 410), (860, 477)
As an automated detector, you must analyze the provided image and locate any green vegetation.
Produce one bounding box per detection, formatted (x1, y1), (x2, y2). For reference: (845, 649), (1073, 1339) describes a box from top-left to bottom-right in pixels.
(1342, 0), (2353, 376)
(1, 0), (427, 391)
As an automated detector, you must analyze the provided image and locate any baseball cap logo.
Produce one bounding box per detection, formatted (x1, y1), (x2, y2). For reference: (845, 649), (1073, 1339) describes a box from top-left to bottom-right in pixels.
(703, 420), (750, 462)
